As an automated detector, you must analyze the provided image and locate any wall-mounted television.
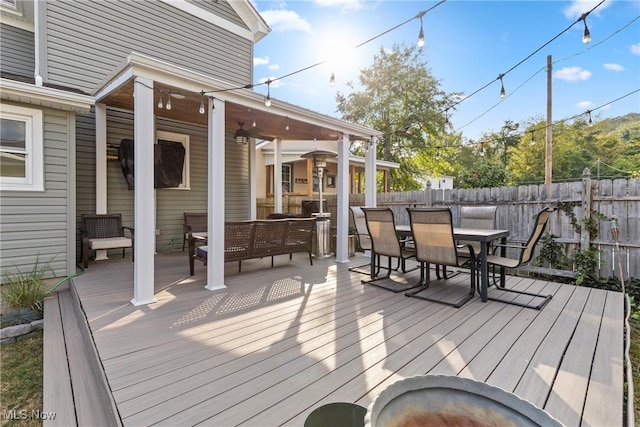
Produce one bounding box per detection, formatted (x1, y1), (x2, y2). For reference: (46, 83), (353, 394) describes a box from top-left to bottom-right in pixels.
(118, 138), (185, 189)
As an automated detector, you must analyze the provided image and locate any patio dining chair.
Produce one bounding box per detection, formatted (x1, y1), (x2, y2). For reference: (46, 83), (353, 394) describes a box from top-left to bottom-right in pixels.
(404, 208), (477, 308)
(486, 206), (554, 310)
(348, 206), (375, 275)
(360, 207), (420, 292)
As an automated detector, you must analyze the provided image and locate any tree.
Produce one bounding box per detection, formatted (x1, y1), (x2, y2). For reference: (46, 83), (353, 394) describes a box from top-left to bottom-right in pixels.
(335, 43), (454, 190)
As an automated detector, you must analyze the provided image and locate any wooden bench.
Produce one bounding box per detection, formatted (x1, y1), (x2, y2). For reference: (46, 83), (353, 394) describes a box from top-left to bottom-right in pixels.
(183, 212), (207, 251)
(80, 214), (134, 268)
(188, 218), (316, 275)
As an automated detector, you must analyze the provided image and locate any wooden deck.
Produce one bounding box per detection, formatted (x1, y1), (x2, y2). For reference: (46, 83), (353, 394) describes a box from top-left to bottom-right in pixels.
(66, 251), (625, 426)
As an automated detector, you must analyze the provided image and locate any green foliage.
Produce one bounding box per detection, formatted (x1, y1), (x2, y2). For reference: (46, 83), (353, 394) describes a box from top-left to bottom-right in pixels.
(336, 42), (454, 191)
(457, 156), (507, 188)
(574, 247), (601, 286)
(1, 307), (42, 327)
(1, 256), (55, 314)
(535, 233), (570, 269)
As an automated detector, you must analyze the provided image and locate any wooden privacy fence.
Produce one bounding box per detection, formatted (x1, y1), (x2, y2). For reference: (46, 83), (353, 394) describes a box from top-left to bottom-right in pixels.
(257, 169), (639, 279)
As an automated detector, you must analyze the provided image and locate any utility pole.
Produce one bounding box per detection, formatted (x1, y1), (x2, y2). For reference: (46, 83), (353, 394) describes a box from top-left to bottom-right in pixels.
(545, 55), (553, 193)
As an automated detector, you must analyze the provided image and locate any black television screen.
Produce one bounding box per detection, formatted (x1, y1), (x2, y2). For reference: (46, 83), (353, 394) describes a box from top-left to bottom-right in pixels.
(118, 138), (185, 189)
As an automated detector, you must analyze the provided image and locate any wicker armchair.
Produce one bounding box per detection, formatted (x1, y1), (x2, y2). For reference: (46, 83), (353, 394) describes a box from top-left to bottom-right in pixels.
(183, 212), (207, 251)
(80, 214), (134, 268)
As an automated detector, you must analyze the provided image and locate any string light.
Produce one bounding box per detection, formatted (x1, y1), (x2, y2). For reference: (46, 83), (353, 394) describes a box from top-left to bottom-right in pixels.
(580, 12), (592, 44)
(199, 90), (205, 114)
(264, 80), (272, 107)
(252, 112), (257, 128)
(498, 74), (506, 99)
(285, 117), (290, 131)
(587, 110), (593, 126)
(417, 11), (426, 47)
(530, 131), (536, 145)
(329, 72), (336, 87)
(165, 91), (172, 110)
(157, 89), (163, 109)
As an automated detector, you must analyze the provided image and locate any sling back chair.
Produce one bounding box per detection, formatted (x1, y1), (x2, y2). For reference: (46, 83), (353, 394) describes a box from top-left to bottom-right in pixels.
(360, 207), (420, 292)
(446, 205), (498, 279)
(486, 206), (554, 310)
(404, 208), (477, 308)
(349, 206), (377, 275)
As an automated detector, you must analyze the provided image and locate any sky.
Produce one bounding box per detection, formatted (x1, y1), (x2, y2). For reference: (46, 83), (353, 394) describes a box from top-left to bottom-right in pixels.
(251, 0), (640, 141)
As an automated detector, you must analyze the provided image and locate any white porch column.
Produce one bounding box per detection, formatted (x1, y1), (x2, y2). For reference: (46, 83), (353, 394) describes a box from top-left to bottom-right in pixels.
(273, 138), (282, 213)
(365, 136), (377, 207)
(249, 138), (257, 220)
(206, 97), (226, 290)
(131, 77), (157, 306)
(95, 103), (109, 260)
(335, 133), (350, 263)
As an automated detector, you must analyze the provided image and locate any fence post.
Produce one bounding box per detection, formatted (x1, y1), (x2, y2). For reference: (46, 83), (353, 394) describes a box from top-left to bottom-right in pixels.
(580, 167), (592, 250)
(425, 181), (432, 207)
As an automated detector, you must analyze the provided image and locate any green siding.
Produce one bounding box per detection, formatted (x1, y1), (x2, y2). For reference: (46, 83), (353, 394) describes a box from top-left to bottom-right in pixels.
(0, 106), (73, 279)
(44, 1), (252, 93)
(0, 23), (35, 76)
(75, 109), (249, 253)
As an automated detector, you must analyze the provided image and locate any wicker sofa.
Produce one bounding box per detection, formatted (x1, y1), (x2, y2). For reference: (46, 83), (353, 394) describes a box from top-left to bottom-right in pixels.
(188, 218), (316, 275)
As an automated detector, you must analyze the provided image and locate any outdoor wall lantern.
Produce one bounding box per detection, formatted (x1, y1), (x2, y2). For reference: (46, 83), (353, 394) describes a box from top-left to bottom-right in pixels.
(301, 149), (337, 215)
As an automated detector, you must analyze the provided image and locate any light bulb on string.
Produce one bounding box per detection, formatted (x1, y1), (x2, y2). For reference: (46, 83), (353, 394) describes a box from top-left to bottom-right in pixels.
(252, 113), (257, 128)
(165, 91), (172, 110)
(329, 72), (335, 87)
(587, 110), (593, 126)
(416, 11), (426, 48)
(285, 117), (290, 131)
(157, 90), (163, 109)
(530, 131), (536, 145)
(498, 74), (506, 99)
(198, 91), (205, 114)
(581, 13), (591, 44)
(264, 80), (272, 107)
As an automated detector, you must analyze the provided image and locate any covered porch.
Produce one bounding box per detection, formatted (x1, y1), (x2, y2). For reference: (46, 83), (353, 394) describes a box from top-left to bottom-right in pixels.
(53, 251), (627, 426)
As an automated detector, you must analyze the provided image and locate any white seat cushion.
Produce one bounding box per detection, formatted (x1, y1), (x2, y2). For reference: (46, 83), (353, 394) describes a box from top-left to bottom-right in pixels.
(89, 237), (132, 250)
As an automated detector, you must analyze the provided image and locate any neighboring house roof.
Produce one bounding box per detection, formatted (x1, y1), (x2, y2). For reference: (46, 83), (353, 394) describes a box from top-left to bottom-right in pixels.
(258, 140), (400, 170)
(1, 72), (94, 113)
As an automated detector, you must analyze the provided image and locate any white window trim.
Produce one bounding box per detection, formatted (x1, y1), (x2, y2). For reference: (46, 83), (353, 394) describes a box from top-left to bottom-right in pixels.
(0, 104), (44, 192)
(156, 130), (190, 190)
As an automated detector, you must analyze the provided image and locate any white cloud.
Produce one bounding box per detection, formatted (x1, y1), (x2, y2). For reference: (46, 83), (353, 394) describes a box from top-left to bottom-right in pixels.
(260, 9), (312, 33)
(313, 0), (365, 11)
(254, 56), (270, 66)
(631, 43), (640, 55)
(554, 66), (592, 82)
(604, 63), (624, 72)
(268, 64), (280, 71)
(563, 0), (610, 19)
(576, 100), (594, 110)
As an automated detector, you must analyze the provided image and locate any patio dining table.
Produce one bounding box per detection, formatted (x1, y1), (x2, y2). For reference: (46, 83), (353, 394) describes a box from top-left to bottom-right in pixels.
(395, 225), (509, 302)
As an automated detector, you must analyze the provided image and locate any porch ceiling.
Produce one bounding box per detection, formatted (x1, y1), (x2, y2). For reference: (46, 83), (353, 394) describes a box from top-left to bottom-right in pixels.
(101, 80), (357, 142)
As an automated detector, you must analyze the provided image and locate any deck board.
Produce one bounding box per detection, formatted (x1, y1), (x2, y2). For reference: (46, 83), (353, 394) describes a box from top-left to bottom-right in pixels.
(66, 251), (626, 426)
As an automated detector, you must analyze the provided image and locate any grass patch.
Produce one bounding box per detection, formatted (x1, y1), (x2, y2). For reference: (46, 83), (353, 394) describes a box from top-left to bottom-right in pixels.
(0, 331), (43, 427)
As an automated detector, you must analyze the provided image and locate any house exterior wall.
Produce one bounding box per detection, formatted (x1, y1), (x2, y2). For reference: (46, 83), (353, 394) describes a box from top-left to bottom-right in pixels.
(76, 109), (249, 252)
(43, 1), (252, 92)
(0, 23), (35, 76)
(0, 101), (76, 277)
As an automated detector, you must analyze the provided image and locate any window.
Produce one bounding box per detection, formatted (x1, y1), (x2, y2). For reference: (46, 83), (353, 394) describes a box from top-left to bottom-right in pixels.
(269, 164), (292, 193)
(282, 164), (291, 193)
(156, 130), (190, 189)
(0, 105), (43, 191)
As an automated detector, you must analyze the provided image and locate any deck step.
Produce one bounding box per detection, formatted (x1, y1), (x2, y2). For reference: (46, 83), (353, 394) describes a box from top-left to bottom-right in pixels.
(43, 289), (121, 427)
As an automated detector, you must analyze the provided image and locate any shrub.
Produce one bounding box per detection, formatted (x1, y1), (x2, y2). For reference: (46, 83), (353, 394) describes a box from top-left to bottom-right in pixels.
(1, 256), (54, 315)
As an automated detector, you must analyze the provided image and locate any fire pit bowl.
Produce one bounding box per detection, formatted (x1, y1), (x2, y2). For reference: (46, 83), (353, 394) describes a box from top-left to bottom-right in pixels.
(365, 375), (563, 427)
